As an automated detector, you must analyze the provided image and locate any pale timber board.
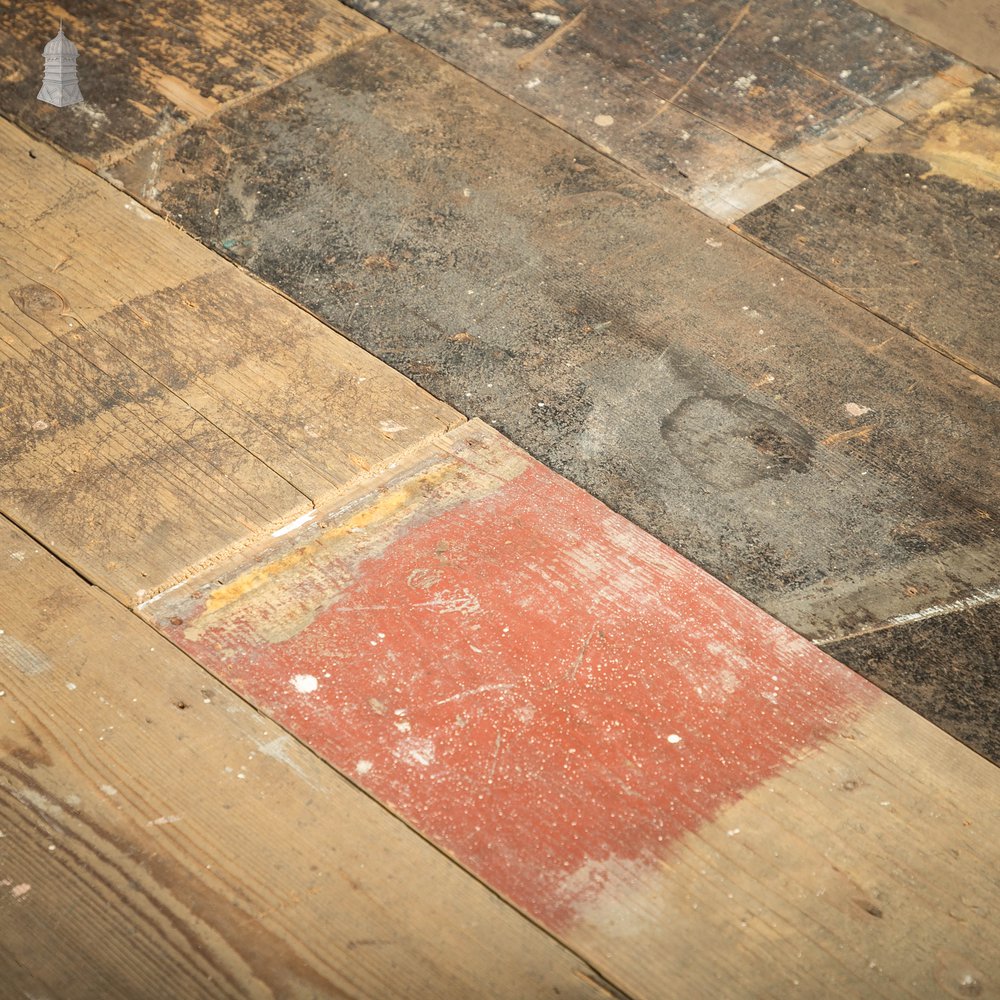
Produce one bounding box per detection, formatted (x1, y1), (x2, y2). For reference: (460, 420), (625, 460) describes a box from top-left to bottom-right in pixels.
(854, 0), (1000, 75)
(0, 0), (383, 164)
(0, 513), (619, 1000)
(111, 34), (1000, 747)
(343, 0), (981, 220)
(0, 118), (460, 604)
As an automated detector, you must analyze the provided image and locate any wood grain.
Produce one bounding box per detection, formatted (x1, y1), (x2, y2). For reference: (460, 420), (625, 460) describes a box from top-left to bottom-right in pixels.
(343, 0), (980, 219)
(0, 117), (460, 603)
(737, 76), (1000, 385)
(112, 36), (1000, 689)
(854, 0), (1000, 75)
(0, 513), (619, 1000)
(0, 0), (382, 164)
(142, 420), (1000, 1000)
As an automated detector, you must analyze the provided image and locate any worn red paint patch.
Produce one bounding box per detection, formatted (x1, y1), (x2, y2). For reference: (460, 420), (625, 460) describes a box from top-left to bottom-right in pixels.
(147, 423), (878, 930)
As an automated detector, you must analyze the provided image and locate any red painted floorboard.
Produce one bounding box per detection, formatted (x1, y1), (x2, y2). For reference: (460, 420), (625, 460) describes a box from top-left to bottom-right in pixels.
(144, 421), (877, 930)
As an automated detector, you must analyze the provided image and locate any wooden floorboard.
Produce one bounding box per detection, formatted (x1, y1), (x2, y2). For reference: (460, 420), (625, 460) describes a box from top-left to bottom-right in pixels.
(140, 420), (1000, 1000)
(342, 0), (980, 220)
(0, 117), (460, 604)
(853, 0), (1000, 75)
(0, 0), (382, 165)
(0, 513), (619, 1000)
(107, 32), (1000, 755)
(737, 75), (1000, 385)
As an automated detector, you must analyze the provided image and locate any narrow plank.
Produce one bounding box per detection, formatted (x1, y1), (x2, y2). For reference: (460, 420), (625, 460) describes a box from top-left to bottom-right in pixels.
(0, 118), (460, 603)
(111, 35), (1000, 708)
(824, 596), (1000, 762)
(0, 513), (619, 1000)
(0, 0), (382, 164)
(343, 0), (980, 219)
(737, 76), (1000, 384)
(854, 0), (1000, 75)
(142, 420), (1000, 999)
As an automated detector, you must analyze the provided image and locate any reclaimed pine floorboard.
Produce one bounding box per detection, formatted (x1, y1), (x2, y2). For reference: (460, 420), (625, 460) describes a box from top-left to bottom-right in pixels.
(0, 118), (460, 604)
(854, 0), (1000, 76)
(342, 0), (982, 220)
(738, 75), (1000, 385)
(108, 31), (1000, 757)
(0, 0), (382, 165)
(0, 514), (617, 1000)
(142, 420), (1000, 1000)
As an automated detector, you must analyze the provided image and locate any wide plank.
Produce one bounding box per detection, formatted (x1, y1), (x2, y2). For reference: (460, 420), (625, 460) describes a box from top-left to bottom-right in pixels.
(110, 33), (1000, 747)
(823, 594), (1000, 762)
(0, 118), (460, 603)
(142, 420), (1000, 1000)
(0, 513), (618, 1000)
(344, 0), (980, 219)
(0, 0), (382, 164)
(854, 0), (1000, 75)
(737, 76), (1000, 385)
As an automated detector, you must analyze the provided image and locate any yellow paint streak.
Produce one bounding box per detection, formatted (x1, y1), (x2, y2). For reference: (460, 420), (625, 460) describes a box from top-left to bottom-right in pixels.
(204, 462), (459, 616)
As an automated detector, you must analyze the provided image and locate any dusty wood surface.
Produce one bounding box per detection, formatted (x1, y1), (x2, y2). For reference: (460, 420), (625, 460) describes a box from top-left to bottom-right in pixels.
(825, 595), (1000, 763)
(738, 76), (1000, 385)
(0, 0), (381, 165)
(112, 33), (1000, 744)
(143, 420), (1000, 1000)
(343, 0), (980, 220)
(0, 514), (617, 1000)
(0, 117), (460, 604)
(854, 0), (1000, 75)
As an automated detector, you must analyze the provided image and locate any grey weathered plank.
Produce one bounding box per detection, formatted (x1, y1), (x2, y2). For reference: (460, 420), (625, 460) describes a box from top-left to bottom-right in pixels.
(109, 34), (1000, 678)
(737, 76), (1000, 385)
(342, 0), (981, 219)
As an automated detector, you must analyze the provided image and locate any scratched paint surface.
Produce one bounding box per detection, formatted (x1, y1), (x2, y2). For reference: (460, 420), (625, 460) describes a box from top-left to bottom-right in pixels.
(146, 423), (877, 930)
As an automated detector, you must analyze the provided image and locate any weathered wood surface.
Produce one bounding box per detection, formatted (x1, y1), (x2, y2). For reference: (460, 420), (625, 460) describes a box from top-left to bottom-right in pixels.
(343, 0), (981, 220)
(825, 594), (1000, 763)
(113, 34), (1000, 717)
(0, 515), (615, 1000)
(0, 117), (460, 603)
(738, 76), (1000, 385)
(0, 0), (381, 165)
(854, 0), (1000, 75)
(143, 420), (1000, 1000)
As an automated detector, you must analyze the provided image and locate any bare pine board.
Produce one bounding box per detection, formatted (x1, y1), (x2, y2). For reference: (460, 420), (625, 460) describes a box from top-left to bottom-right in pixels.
(142, 420), (1000, 1000)
(0, 515), (616, 1000)
(854, 0), (1000, 75)
(0, 0), (382, 165)
(112, 33), (1000, 744)
(737, 76), (1000, 385)
(343, 0), (980, 220)
(0, 118), (460, 603)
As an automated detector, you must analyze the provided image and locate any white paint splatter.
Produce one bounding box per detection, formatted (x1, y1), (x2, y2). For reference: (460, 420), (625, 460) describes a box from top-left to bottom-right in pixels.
(531, 11), (562, 25)
(272, 510), (316, 538)
(65, 682), (77, 691)
(733, 74), (758, 92)
(393, 736), (435, 768)
(594, 114), (615, 127)
(123, 199), (155, 221)
(100, 784), (118, 797)
(888, 585), (1000, 627)
(148, 815), (182, 826)
(666, 734), (682, 744)
(10, 551), (25, 561)
(435, 683), (514, 705)
(291, 674), (319, 694)
(524, 77), (542, 90)
(10, 883), (30, 899)
(843, 402), (871, 417)
(356, 760), (373, 776)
